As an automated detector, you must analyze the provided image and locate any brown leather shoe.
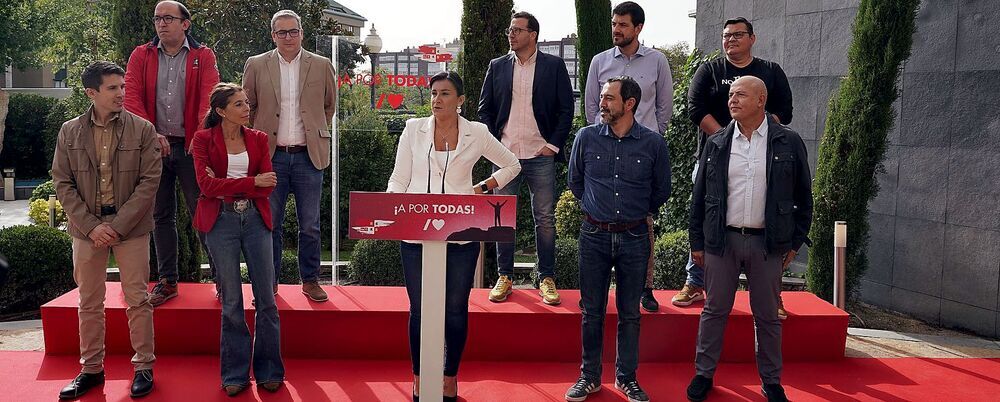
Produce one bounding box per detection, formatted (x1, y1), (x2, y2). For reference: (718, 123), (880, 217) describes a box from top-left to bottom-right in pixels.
(258, 381), (283, 393)
(302, 282), (328, 302)
(223, 384), (247, 396)
(148, 279), (178, 307)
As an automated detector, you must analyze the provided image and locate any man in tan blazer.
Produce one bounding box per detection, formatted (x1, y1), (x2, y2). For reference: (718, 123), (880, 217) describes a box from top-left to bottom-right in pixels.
(52, 61), (161, 399)
(243, 9), (336, 302)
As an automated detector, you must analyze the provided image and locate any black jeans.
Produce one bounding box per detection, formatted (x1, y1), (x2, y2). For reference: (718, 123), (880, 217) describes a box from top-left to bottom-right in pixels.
(152, 142), (214, 282)
(400, 241), (481, 376)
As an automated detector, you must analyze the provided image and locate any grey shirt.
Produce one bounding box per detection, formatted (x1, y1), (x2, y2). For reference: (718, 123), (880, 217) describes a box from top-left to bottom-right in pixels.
(585, 45), (673, 134)
(155, 39), (189, 138)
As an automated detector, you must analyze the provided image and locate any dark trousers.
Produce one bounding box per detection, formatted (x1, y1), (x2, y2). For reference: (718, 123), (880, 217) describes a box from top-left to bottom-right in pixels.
(578, 221), (649, 383)
(153, 141), (214, 282)
(400, 241), (481, 376)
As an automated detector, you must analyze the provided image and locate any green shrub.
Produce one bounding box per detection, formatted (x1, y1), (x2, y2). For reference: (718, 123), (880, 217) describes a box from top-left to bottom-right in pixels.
(29, 179), (56, 202)
(0, 225), (75, 314)
(653, 230), (689, 290)
(807, 0), (919, 301)
(339, 110), (395, 241)
(532, 237), (580, 289)
(239, 250), (299, 284)
(348, 239), (403, 286)
(27, 198), (66, 227)
(555, 190), (583, 241)
(1, 93), (58, 178)
(281, 198), (298, 249)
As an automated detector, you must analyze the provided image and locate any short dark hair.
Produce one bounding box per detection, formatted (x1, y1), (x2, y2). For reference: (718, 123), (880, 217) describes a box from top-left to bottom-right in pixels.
(512, 11), (540, 38)
(81, 61), (125, 91)
(612, 2), (645, 26)
(429, 71), (464, 96)
(606, 75), (641, 114)
(724, 16), (754, 36)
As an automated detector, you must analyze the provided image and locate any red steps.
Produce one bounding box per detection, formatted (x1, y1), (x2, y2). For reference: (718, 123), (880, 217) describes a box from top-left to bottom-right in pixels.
(41, 283), (848, 362)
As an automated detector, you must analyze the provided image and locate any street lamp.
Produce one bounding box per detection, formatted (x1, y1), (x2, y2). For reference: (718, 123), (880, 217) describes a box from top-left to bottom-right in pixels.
(363, 25), (383, 109)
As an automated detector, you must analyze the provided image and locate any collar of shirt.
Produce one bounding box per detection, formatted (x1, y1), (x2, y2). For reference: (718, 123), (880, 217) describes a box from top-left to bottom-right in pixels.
(90, 111), (121, 128)
(733, 115), (769, 142)
(612, 44), (653, 59)
(512, 48), (538, 66)
(157, 38), (190, 53)
(598, 121), (643, 140)
(278, 49), (303, 66)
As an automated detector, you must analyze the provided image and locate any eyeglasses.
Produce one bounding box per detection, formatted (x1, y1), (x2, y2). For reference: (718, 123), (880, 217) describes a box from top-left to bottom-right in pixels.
(505, 27), (533, 36)
(274, 29), (301, 39)
(152, 15), (185, 25)
(722, 31), (750, 41)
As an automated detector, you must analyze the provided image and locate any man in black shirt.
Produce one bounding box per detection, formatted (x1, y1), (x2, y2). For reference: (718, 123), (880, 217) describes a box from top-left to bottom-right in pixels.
(677, 17), (794, 320)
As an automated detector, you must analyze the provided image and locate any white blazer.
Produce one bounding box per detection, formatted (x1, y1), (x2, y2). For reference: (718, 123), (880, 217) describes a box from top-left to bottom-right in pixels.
(387, 116), (521, 195)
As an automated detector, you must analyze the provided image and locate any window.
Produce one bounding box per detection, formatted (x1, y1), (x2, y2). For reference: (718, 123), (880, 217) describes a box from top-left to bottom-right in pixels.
(540, 44), (560, 56)
(563, 44), (576, 60)
(565, 61), (576, 75)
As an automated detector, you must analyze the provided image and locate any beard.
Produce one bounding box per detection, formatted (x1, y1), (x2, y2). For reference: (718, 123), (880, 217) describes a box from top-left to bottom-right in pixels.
(599, 107), (623, 125)
(613, 34), (634, 47)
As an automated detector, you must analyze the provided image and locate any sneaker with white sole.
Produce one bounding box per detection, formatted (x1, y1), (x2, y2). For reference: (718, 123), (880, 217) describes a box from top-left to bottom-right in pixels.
(565, 377), (601, 401)
(489, 275), (513, 302)
(671, 283), (705, 306)
(615, 379), (649, 402)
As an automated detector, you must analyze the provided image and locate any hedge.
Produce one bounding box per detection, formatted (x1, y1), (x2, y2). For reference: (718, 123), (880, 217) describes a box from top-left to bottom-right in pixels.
(653, 230), (689, 290)
(348, 239), (403, 286)
(0, 93), (57, 178)
(0, 225), (75, 314)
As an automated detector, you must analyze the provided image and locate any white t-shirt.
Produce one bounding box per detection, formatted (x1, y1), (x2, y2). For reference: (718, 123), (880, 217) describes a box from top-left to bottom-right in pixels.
(226, 152), (249, 179)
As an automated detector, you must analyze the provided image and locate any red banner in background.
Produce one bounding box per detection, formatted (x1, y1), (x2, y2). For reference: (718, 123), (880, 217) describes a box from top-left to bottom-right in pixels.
(348, 192), (517, 242)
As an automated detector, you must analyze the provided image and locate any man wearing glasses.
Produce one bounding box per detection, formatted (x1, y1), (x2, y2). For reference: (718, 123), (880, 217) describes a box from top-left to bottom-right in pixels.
(584, 1), (673, 313)
(243, 10), (336, 302)
(479, 11), (574, 306)
(125, 0), (220, 306)
(680, 17), (794, 319)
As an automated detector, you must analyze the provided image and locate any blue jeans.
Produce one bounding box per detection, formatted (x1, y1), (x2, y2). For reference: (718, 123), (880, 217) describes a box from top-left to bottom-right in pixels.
(206, 207), (284, 386)
(578, 221), (649, 383)
(494, 156), (556, 278)
(400, 241), (481, 376)
(686, 161), (705, 287)
(270, 150), (324, 284)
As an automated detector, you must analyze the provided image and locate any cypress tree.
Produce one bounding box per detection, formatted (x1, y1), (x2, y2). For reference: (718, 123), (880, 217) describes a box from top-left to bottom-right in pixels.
(807, 0), (920, 301)
(459, 0), (514, 121)
(110, 0), (157, 66)
(574, 0), (612, 104)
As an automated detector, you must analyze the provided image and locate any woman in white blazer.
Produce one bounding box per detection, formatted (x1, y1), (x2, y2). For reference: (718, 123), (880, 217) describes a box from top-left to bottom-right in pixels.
(387, 71), (520, 401)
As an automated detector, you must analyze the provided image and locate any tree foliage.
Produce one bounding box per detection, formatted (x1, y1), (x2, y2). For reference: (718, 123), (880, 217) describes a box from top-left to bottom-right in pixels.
(459, 0), (514, 121)
(807, 0), (920, 301)
(0, 0), (52, 69)
(109, 0), (157, 66)
(575, 0), (612, 104)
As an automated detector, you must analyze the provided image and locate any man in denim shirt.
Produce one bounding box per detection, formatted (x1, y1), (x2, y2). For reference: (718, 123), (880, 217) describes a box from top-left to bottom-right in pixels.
(565, 76), (671, 402)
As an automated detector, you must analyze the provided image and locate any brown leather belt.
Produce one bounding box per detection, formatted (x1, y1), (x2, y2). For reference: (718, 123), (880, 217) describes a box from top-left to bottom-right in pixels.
(165, 136), (185, 145)
(584, 214), (645, 233)
(275, 145), (307, 154)
(726, 226), (764, 236)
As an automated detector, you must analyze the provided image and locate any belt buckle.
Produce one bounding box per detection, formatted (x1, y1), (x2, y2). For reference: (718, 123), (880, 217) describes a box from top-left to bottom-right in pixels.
(233, 199), (250, 213)
(740, 227), (747, 235)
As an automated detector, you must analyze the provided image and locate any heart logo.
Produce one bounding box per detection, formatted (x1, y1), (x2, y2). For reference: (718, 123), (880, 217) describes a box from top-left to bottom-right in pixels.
(431, 219), (445, 230)
(387, 93), (405, 109)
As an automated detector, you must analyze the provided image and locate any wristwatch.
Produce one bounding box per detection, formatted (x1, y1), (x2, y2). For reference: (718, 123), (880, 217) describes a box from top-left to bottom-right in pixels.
(479, 182), (490, 194)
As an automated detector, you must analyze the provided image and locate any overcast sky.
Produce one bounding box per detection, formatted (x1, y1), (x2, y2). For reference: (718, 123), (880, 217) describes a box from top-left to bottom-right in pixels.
(342, 0), (697, 52)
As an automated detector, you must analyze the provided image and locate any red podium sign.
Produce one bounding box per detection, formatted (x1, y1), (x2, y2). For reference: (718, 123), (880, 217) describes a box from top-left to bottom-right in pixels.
(348, 192), (517, 242)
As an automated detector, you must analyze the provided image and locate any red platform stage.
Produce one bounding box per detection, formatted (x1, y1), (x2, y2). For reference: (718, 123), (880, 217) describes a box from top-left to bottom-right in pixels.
(3, 351), (999, 401)
(42, 283), (848, 362)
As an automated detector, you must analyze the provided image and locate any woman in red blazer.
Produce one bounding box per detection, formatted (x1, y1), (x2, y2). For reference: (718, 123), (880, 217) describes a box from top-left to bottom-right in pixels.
(191, 83), (284, 396)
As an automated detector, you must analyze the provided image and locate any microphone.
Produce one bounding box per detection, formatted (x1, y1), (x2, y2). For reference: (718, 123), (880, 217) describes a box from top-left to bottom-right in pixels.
(441, 140), (450, 194)
(426, 140), (433, 194)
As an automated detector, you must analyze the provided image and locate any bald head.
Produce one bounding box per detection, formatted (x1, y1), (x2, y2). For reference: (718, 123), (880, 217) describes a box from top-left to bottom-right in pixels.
(728, 76), (767, 123)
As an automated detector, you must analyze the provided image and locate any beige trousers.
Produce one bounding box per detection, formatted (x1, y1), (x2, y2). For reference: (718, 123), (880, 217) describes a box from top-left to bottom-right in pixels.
(72, 226), (155, 373)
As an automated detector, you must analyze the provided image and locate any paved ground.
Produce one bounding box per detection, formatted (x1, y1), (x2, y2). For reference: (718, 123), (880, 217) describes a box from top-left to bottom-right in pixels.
(0, 200), (30, 229)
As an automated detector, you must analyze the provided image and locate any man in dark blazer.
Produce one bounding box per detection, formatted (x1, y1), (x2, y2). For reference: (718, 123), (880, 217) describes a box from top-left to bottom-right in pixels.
(478, 11), (574, 306)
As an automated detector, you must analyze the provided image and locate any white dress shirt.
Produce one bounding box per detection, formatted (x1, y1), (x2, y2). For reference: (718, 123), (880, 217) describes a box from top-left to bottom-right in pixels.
(726, 117), (768, 229)
(277, 50), (306, 146)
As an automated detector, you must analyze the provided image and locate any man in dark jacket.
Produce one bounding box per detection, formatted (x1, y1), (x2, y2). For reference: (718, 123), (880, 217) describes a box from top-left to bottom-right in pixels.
(124, 0), (220, 305)
(685, 76), (811, 402)
(478, 11), (574, 305)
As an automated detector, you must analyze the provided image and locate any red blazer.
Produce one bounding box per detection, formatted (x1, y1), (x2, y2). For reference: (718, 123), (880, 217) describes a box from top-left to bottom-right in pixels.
(191, 126), (274, 233)
(124, 34), (220, 150)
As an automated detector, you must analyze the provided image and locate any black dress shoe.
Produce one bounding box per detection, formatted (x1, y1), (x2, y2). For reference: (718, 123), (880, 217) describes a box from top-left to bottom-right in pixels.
(130, 369), (154, 398)
(59, 371), (105, 399)
(641, 288), (659, 312)
(686, 374), (713, 401)
(762, 383), (788, 402)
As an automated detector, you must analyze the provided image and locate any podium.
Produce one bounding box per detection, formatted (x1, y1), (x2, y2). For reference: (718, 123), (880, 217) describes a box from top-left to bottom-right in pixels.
(349, 191), (516, 401)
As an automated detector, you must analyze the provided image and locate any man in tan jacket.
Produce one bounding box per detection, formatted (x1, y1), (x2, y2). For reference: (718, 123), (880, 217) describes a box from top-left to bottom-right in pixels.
(52, 61), (161, 399)
(243, 9), (336, 302)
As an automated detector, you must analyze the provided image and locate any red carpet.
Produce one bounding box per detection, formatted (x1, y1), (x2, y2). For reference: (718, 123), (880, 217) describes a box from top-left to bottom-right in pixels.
(41, 283), (848, 362)
(2, 351), (998, 401)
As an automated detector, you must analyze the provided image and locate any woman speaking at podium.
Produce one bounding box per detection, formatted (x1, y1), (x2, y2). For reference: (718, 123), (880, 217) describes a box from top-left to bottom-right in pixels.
(387, 71), (520, 400)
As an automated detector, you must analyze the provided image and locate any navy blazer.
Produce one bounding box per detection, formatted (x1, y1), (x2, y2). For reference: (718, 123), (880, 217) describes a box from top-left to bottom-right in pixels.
(477, 50), (575, 161)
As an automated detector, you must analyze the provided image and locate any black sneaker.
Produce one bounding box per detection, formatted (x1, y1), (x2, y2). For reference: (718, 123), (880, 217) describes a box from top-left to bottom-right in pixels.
(565, 377), (601, 401)
(762, 383), (788, 402)
(615, 378), (649, 402)
(640, 288), (659, 312)
(686, 374), (713, 401)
